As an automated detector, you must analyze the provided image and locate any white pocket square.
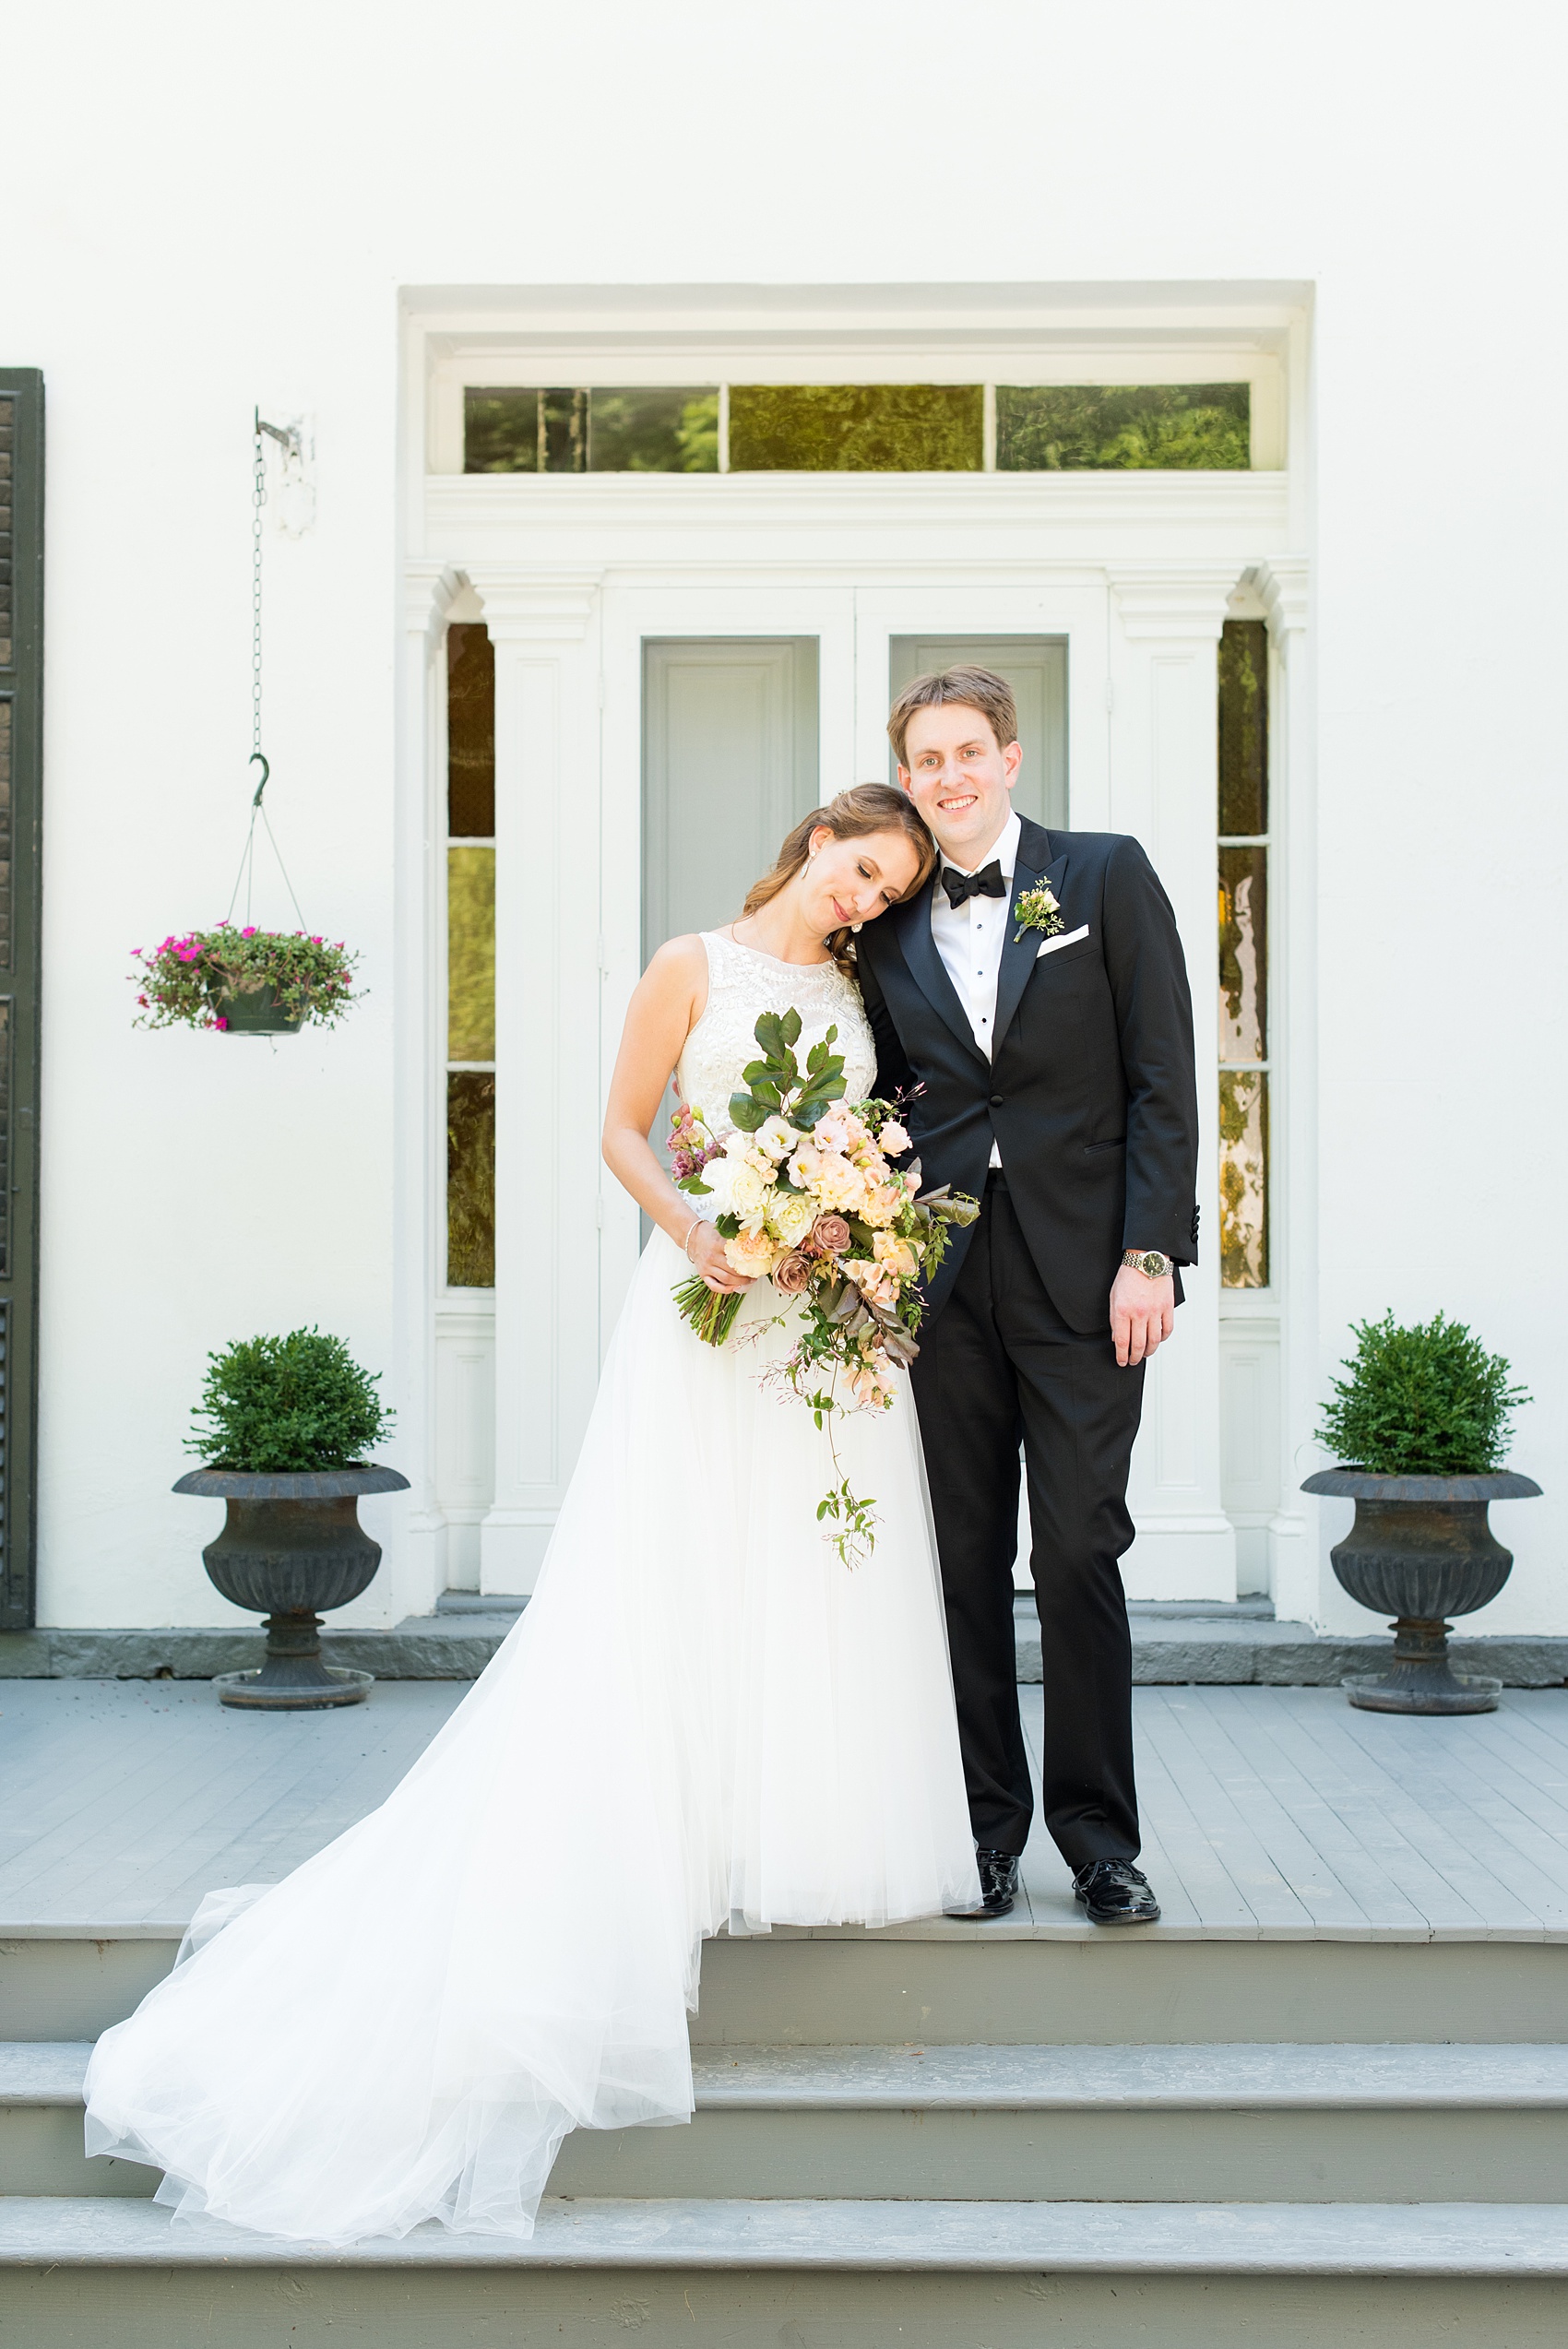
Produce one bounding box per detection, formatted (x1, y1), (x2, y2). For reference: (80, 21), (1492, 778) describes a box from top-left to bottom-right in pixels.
(1035, 924), (1090, 959)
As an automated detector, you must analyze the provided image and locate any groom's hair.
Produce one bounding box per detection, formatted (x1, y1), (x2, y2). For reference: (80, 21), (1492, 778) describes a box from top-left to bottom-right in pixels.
(887, 666), (1018, 767)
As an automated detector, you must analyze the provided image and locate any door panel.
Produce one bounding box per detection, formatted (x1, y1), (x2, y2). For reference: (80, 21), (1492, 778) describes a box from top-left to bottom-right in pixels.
(888, 635), (1067, 831)
(642, 638), (819, 961)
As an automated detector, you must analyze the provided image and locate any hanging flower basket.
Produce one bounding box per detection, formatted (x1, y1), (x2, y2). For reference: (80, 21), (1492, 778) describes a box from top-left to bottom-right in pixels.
(131, 924), (361, 1035)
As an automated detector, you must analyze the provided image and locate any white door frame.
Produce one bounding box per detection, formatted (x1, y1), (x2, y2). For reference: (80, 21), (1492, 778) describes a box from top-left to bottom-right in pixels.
(403, 284), (1312, 1606)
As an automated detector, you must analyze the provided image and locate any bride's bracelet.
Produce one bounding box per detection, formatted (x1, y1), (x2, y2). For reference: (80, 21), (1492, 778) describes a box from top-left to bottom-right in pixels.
(683, 1217), (703, 1263)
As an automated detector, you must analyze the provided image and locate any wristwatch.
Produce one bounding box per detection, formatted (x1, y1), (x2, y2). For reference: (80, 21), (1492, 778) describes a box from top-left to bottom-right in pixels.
(1122, 1249), (1173, 1280)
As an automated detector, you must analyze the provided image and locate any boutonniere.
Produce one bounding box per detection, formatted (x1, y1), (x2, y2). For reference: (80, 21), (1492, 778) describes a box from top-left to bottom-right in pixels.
(1013, 883), (1064, 943)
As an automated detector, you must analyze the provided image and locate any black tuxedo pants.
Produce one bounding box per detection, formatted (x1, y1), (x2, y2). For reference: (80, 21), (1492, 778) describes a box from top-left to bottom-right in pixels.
(910, 1172), (1144, 1871)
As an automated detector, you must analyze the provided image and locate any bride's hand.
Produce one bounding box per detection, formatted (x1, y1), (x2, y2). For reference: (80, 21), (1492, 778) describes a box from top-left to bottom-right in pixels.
(688, 1222), (754, 1295)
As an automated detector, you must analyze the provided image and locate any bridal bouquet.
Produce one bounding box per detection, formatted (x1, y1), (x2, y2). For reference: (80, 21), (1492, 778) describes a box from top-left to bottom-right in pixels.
(669, 1009), (977, 1563)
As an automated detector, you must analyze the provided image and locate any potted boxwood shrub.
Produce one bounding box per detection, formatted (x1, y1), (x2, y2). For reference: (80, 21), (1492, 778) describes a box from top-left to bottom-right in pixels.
(1302, 1312), (1539, 1714)
(175, 1328), (408, 1709)
(131, 924), (360, 1036)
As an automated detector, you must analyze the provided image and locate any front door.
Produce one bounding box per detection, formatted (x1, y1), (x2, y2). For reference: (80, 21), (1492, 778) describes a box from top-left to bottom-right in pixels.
(642, 637), (820, 960)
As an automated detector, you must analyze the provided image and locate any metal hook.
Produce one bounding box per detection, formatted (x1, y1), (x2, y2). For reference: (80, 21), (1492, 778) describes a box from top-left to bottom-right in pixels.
(254, 409), (302, 463)
(249, 751), (270, 807)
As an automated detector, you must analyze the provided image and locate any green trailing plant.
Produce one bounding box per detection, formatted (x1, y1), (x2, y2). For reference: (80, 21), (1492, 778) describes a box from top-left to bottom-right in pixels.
(131, 925), (360, 1032)
(187, 1329), (394, 1472)
(1318, 1312), (1529, 1477)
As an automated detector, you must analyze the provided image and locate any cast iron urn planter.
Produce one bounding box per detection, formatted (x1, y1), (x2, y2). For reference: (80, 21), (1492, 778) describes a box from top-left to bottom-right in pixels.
(1301, 1468), (1542, 1714)
(174, 1465), (410, 1708)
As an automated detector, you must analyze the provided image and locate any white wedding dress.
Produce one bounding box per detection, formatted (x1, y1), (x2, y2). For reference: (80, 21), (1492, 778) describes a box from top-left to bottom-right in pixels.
(83, 932), (980, 2243)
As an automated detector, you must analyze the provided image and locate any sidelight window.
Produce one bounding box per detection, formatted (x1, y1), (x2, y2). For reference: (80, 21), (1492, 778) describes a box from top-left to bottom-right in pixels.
(1218, 620), (1270, 1287)
(445, 623), (495, 1289)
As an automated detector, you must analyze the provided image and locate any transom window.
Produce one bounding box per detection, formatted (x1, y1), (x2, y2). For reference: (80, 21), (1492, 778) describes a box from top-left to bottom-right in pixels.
(462, 382), (1256, 474)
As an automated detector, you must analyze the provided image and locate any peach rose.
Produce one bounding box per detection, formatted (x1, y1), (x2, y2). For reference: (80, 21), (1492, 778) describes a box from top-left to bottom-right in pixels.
(812, 1214), (852, 1256)
(724, 1229), (778, 1280)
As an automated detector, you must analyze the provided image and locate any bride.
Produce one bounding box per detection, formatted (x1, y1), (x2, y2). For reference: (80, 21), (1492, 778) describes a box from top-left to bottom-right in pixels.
(83, 783), (980, 2244)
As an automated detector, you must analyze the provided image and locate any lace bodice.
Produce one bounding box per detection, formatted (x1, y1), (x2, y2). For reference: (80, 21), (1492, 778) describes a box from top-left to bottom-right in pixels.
(675, 932), (875, 1208)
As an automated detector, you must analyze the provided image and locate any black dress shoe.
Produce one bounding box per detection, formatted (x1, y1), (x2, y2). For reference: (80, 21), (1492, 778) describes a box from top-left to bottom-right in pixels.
(1073, 1858), (1160, 1927)
(944, 1850), (1020, 1920)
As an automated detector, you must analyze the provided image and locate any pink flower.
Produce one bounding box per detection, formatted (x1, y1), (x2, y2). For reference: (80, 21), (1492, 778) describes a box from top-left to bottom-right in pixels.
(811, 1214), (851, 1256)
(772, 1251), (814, 1296)
(214, 1016), (228, 1031)
(879, 1119), (909, 1157)
(241, 926), (257, 939)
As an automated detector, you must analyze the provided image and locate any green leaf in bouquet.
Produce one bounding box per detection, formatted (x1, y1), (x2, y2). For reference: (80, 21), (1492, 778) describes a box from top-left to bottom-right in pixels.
(773, 1168), (803, 1194)
(781, 1008), (802, 1049)
(730, 1092), (767, 1131)
(846, 1216), (878, 1251)
(806, 1039), (828, 1076)
(676, 1173), (713, 1195)
(742, 1060), (773, 1086)
(753, 1011), (788, 1059)
(716, 1212), (741, 1238)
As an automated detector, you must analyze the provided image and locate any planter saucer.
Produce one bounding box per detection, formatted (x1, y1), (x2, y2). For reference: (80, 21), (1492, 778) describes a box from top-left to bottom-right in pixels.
(214, 1665), (374, 1711)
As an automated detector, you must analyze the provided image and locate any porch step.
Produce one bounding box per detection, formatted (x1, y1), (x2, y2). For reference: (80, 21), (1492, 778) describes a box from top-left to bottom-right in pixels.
(18, 2041), (1568, 2205)
(0, 2195), (1561, 2348)
(3, 1606), (1565, 1685)
(6, 1924), (1568, 2045)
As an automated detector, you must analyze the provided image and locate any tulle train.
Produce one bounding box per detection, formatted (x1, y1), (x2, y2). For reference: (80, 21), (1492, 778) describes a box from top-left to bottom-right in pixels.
(83, 1232), (980, 2241)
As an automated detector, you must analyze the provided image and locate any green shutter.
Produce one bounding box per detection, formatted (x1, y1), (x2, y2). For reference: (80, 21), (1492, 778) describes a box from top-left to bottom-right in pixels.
(0, 373), (42, 1627)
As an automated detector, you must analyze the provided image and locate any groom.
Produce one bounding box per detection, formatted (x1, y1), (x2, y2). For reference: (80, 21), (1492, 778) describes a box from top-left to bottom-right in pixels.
(857, 667), (1199, 1927)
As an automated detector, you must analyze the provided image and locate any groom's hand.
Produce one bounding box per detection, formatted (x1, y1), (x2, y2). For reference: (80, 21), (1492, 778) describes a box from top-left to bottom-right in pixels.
(1110, 1265), (1176, 1368)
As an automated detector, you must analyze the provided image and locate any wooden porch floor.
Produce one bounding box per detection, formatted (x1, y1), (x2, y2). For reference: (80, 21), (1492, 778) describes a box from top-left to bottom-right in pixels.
(0, 1679), (1564, 1941)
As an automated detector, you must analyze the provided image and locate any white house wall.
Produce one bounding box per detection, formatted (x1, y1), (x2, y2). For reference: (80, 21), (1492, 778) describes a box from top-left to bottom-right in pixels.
(2, 4), (1562, 1634)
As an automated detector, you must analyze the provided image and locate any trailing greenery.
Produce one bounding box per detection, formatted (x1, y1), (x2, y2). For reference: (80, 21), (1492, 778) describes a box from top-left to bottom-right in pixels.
(132, 925), (360, 1032)
(1318, 1312), (1529, 1476)
(187, 1329), (394, 1471)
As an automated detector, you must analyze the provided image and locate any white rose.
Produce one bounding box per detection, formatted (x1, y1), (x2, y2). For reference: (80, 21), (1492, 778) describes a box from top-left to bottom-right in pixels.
(700, 1154), (735, 1212)
(755, 1114), (796, 1162)
(767, 1191), (814, 1247)
(729, 1163), (768, 1219)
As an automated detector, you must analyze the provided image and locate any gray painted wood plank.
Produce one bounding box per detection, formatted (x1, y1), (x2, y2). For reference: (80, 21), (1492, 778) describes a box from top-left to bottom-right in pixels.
(1134, 1692), (1317, 1932)
(1279, 1693), (1550, 1935)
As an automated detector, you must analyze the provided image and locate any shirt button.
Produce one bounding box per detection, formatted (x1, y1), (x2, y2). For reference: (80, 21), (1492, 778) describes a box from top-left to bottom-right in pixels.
(991, 1093), (1004, 1107)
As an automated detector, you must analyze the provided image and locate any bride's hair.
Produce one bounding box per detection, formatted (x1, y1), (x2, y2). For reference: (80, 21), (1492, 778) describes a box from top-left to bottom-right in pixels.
(742, 784), (936, 974)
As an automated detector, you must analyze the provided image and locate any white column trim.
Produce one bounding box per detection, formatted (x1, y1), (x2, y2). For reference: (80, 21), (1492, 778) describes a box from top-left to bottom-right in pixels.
(392, 562), (478, 1617)
(1106, 562), (1245, 1598)
(1249, 555), (1319, 1620)
(464, 566), (604, 1594)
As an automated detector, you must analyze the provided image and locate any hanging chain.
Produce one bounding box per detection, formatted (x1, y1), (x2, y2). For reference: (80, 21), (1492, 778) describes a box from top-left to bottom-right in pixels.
(251, 417), (267, 766)
(226, 410), (307, 932)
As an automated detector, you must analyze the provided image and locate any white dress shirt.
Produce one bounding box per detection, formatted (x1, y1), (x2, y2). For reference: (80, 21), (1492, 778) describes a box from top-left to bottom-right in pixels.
(930, 808), (1020, 1168)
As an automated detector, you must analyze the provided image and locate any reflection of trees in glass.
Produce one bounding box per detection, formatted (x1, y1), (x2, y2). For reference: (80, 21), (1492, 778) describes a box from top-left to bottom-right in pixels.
(447, 1072), (495, 1288)
(463, 387), (718, 472)
(447, 848), (495, 1062)
(730, 385), (983, 471)
(446, 623), (494, 836)
(1218, 620), (1267, 832)
(1219, 1071), (1267, 1287)
(998, 385), (1250, 471)
(588, 389), (719, 471)
(1218, 848), (1266, 1062)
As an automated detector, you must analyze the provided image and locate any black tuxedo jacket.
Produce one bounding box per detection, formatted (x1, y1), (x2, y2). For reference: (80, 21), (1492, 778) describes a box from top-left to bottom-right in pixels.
(855, 817), (1199, 1335)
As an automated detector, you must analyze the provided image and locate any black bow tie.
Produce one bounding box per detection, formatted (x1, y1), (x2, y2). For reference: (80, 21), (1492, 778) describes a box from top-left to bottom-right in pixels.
(941, 860), (1006, 909)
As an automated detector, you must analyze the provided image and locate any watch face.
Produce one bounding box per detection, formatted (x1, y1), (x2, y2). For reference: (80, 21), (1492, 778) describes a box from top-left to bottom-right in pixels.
(1134, 1252), (1169, 1278)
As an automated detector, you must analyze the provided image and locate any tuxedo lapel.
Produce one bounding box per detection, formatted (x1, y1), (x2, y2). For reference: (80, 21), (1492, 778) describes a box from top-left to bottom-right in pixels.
(992, 820), (1067, 1055)
(890, 876), (990, 1068)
